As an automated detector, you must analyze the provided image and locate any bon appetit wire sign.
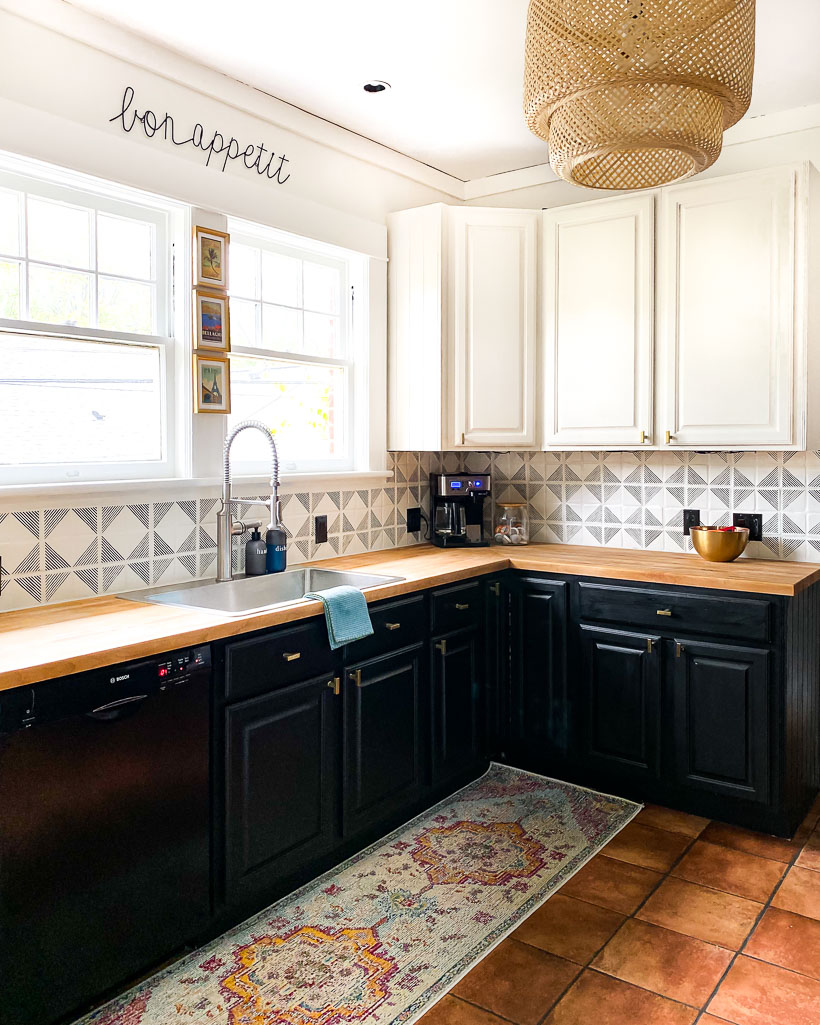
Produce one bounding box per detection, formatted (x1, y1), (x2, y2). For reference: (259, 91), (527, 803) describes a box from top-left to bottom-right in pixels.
(109, 87), (291, 184)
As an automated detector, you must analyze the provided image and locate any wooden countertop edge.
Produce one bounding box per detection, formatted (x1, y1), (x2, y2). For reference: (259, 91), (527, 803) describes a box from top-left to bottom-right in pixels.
(2, 543), (819, 691)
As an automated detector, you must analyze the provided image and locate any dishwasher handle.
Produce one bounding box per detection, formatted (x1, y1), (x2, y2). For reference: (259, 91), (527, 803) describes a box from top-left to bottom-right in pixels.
(87, 694), (149, 720)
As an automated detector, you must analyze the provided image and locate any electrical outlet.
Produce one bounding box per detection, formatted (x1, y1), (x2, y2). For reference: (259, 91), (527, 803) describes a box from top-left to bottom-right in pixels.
(314, 515), (328, 544)
(406, 507), (422, 532)
(682, 509), (701, 535)
(733, 512), (763, 541)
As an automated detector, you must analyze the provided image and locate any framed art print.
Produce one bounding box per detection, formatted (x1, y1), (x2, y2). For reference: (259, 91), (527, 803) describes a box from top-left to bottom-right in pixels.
(194, 289), (230, 352)
(194, 226), (229, 290)
(193, 354), (231, 414)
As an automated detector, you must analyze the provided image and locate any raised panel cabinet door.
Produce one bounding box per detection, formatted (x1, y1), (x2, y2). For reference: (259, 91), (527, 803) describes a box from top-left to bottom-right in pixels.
(449, 208), (538, 448)
(509, 577), (568, 768)
(580, 624), (661, 780)
(657, 165), (800, 448)
(671, 639), (770, 804)
(431, 628), (484, 787)
(224, 673), (339, 906)
(543, 194), (655, 448)
(343, 645), (426, 837)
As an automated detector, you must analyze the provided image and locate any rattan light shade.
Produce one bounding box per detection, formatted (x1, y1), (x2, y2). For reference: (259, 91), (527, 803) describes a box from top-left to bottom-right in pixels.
(524, 0), (755, 190)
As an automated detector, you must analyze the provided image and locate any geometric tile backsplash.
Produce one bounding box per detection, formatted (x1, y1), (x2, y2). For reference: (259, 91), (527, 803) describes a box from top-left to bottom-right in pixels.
(4, 447), (820, 611)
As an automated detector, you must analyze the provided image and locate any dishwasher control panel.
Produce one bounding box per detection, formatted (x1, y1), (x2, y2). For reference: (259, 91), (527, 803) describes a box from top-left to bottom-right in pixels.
(156, 645), (210, 687)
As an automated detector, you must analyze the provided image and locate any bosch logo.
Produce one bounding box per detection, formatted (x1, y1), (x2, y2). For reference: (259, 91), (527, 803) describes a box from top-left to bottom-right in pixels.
(110, 674), (130, 683)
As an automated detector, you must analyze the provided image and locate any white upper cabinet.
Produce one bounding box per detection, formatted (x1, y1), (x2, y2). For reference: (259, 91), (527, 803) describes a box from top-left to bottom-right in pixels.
(449, 209), (538, 448)
(387, 204), (538, 451)
(543, 194), (654, 448)
(656, 164), (808, 449)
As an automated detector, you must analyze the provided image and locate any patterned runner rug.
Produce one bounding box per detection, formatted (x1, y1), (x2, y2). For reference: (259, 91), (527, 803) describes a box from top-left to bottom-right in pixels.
(78, 764), (639, 1025)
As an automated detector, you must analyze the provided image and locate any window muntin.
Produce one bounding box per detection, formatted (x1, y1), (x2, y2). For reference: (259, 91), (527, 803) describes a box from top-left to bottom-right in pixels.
(227, 227), (356, 473)
(0, 164), (176, 485)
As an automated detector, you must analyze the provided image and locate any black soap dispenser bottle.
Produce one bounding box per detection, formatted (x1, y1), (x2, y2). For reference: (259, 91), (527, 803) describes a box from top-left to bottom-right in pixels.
(245, 529), (267, 576)
(265, 502), (287, 574)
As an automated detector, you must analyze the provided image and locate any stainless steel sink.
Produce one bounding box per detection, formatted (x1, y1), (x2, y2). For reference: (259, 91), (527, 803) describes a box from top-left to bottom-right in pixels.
(118, 567), (404, 616)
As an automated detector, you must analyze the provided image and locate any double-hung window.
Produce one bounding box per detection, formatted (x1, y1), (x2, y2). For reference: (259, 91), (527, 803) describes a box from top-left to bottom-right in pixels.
(227, 220), (363, 474)
(0, 159), (178, 485)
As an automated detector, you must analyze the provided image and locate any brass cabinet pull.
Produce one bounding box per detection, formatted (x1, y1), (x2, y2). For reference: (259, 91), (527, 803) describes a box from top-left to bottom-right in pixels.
(283, 651), (301, 662)
(639, 430), (650, 444)
(455, 602), (470, 611)
(646, 638), (654, 653)
(461, 432), (466, 445)
(435, 639), (447, 655)
(656, 609), (672, 617)
(385, 622), (401, 631)
(490, 582), (501, 597)
(349, 669), (363, 687)
(327, 677), (341, 697)
(665, 430), (675, 444)
(676, 642), (685, 658)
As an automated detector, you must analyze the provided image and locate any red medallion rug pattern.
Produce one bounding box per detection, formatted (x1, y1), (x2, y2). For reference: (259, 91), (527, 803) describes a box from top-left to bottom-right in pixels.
(77, 765), (639, 1025)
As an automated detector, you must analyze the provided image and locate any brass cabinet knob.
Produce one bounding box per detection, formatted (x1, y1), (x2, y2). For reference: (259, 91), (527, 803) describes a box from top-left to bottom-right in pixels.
(665, 430), (675, 444)
(640, 430), (650, 444)
(349, 669), (363, 687)
(283, 651), (301, 662)
(327, 677), (341, 696)
(454, 602), (470, 611)
(656, 609), (672, 616)
(435, 639), (447, 655)
(385, 622), (401, 631)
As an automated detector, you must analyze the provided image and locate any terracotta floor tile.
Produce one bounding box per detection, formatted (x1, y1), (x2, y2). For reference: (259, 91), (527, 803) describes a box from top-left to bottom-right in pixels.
(700, 1018), (734, 1024)
(672, 841), (786, 903)
(453, 938), (579, 1025)
(418, 996), (508, 1025)
(512, 893), (625, 964)
(795, 829), (820, 873)
(634, 804), (710, 838)
(771, 866), (820, 922)
(543, 969), (697, 1025)
(637, 876), (762, 950)
(559, 854), (663, 914)
(591, 918), (732, 1006)
(601, 822), (691, 872)
(708, 955), (820, 1025)
(700, 821), (798, 864)
(745, 906), (820, 982)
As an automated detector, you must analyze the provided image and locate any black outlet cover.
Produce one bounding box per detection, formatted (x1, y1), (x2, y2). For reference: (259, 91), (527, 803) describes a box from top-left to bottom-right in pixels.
(314, 515), (328, 544)
(733, 512), (763, 541)
(682, 509), (701, 536)
(406, 507), (422, 532)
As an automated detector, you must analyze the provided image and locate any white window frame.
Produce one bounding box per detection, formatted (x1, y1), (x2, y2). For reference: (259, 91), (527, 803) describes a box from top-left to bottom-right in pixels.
(226, 218), (370, 477)
(0, 154), (186, 487)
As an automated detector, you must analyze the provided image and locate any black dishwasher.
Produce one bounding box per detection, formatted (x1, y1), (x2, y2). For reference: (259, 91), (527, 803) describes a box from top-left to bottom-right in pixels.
(0, 646), (212, 1025)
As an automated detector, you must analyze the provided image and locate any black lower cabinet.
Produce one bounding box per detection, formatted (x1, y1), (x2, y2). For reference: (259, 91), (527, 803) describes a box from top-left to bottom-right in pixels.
(343, 645), (426, 838)
(430, 627), (483, 788)
(671, 638), (770, 805)
(509, 576), (568, 770)
(579, 624), (661, 783)
(483, 577), (507, 759)
(224, 672), (339, 909)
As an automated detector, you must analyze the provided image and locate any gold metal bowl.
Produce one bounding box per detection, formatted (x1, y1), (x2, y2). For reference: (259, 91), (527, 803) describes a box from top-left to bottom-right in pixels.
(690, 526), (750, 562)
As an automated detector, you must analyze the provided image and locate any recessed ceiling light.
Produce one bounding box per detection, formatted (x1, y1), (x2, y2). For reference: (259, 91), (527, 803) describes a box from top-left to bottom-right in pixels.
(363, 81), (391, 94)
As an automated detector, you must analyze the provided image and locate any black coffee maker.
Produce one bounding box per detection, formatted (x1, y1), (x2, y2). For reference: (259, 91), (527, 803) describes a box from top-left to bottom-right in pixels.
(430, 474), (491, 548)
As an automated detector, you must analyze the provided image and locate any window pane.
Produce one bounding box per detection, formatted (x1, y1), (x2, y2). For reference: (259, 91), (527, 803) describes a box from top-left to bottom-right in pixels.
(98, 276), (154, 334)
(262, 304), (301, 353)
(229, 356), (346, 464)
(0, 259), (21, 319)
(0, 334), (163, 465)
(28, 264), (91, 327)
(303, 260), (341, 314)
(231, 298), (258, 347)
(261, 249), (300, 307)
(231, 242), (260, 300)
(304, 312), (341, 358)
(97, 213), (153, 280)
(27, 196), (92, 269)
(0, 188), (21, 257)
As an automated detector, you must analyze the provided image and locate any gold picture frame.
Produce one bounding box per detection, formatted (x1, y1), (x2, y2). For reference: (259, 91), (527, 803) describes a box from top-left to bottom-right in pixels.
(194, 288), (230, 352)
(193, 353), (231, 414)
(194, 226), (229, 290)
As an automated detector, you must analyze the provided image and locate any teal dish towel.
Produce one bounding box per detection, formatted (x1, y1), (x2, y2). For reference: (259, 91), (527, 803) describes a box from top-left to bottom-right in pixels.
(304, 585), (374, 650)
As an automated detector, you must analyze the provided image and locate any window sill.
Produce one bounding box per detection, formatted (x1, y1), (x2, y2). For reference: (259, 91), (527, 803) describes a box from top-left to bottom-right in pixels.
(0, 470), (394, 505)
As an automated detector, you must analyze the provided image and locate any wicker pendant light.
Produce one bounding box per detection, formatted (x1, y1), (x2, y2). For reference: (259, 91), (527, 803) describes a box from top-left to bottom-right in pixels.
(523, 0), (755, 190)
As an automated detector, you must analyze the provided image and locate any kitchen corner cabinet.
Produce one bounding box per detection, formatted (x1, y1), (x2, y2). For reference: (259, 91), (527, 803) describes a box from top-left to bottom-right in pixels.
(388, 203), (538, 451)
(542, 194), (655, 448)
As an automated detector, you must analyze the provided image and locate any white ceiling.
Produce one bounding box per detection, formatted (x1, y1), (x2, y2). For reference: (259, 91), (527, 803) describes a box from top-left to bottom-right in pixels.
(69, 0), (820, 181)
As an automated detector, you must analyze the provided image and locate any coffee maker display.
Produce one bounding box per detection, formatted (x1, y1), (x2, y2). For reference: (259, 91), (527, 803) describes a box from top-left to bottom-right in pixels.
(430, 474), (491, 548)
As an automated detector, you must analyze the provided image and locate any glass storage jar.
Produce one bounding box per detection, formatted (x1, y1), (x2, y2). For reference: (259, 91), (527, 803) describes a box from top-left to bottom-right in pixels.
(493, 503), (529, 546)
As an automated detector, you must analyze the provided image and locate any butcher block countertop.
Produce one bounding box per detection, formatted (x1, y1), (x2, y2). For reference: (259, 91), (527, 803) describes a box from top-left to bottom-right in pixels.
(2, 543), (820, 692)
